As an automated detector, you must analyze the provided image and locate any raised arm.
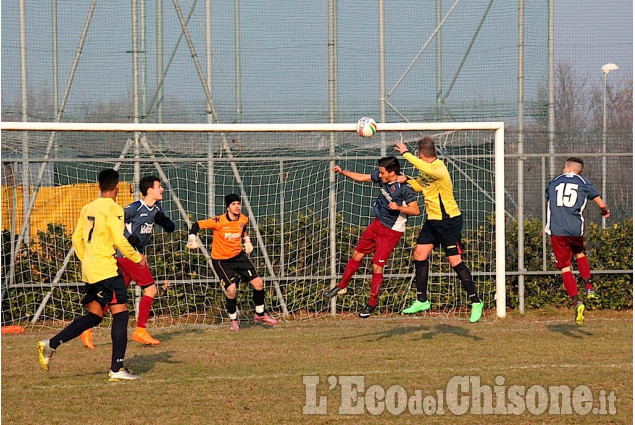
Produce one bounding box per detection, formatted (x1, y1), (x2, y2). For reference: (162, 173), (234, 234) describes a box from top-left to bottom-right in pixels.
(332, 165), (372, 183)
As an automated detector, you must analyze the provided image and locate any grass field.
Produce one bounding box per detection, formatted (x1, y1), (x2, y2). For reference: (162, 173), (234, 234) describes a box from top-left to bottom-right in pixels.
(2, 309), (632, 425)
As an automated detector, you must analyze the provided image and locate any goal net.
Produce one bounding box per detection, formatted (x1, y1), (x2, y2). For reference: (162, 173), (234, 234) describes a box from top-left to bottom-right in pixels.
(1, 122), (505, 328)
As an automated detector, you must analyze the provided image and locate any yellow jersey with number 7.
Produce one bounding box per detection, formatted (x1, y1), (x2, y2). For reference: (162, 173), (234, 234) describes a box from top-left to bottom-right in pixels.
(72, 197), (142, 283)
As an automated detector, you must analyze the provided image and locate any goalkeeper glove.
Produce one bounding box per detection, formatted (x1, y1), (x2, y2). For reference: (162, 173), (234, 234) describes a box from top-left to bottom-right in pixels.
(243, 235), (253, 254)
(186, 234), (199, 250)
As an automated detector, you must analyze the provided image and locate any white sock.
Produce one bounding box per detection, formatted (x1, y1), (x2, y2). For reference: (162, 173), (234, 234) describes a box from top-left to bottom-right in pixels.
(255, 305), (264, 314)
(229, 312), (237, 320)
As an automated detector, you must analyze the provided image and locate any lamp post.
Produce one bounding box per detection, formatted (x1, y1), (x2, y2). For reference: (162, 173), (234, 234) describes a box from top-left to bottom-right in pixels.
(601, 63), (618, 229)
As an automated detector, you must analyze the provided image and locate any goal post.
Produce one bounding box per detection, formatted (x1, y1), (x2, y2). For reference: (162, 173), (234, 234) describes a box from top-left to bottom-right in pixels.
(1, 121), (506, 326)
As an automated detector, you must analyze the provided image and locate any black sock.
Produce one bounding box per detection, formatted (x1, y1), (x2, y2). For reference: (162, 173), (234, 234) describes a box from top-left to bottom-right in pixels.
(226, 296), (237, 315)
(253, 289), (265, 315)
(111, 310), (129, 372)
(414, 259), (429, 302)
(453, 262), (480, 304)
(50, 312), (102, 349)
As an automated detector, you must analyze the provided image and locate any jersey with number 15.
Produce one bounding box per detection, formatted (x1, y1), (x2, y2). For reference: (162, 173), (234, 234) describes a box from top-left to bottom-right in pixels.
(545, 173), (600, 237)
(72, 197), (142, 284)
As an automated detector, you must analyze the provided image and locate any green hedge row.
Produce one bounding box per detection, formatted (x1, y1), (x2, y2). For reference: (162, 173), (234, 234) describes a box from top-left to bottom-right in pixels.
(1, 216), (632, 323)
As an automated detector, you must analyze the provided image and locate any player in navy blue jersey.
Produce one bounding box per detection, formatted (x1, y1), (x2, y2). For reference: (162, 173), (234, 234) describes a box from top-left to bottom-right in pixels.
(80, 175), (175, 348)
(545, 157), (610, 325)
(325, 157), (420, 318)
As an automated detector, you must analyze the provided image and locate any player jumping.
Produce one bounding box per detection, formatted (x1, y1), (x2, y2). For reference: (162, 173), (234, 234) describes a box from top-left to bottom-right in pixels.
(325, 157), (419, 318)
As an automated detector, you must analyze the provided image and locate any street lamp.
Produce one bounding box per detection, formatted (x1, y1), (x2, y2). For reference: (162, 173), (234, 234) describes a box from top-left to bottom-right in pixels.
(601, 63), (618, 229)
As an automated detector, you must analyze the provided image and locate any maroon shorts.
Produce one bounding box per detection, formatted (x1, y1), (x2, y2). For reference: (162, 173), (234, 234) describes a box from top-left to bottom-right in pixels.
(116, 256), (155, 288)
(355, 218), (404, 267)
(550, 235), (585, 269)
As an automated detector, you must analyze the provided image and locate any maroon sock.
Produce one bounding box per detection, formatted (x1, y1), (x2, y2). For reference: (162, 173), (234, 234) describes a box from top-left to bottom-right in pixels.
(368, 272), (383, 307)
(577, 256), (593, 289)
(562, 271), (578, 299)
(136, 295), (153, 329)
(339, 258), (361, 289)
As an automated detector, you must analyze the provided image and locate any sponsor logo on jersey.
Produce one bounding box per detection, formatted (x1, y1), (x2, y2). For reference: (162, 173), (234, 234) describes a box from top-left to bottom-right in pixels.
(140, 223), (154, 235)
(379, 186), (394, 203)
(224, 232), (242, 240)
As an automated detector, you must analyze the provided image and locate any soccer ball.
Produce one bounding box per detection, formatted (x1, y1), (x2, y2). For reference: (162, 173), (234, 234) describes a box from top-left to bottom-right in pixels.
(356, 116), (377, 138)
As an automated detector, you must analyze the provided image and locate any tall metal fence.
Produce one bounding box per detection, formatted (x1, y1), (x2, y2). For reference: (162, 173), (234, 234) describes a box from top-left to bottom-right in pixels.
(1, 1), (632, 321)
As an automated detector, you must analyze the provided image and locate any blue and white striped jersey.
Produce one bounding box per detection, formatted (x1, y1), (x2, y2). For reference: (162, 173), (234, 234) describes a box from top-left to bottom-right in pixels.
(370, 169), (417, 232)
(545, 173), (599, 237)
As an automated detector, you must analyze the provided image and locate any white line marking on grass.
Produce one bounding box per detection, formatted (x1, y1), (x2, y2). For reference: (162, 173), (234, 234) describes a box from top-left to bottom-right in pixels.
(17, 361), (631, 392)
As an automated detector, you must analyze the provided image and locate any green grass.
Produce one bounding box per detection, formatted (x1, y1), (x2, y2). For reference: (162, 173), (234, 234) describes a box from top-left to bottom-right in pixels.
(2, 309), (632, 425)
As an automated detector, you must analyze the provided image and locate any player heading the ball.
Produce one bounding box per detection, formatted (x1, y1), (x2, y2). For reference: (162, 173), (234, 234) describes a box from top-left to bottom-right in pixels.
(326, 156), (420, 318)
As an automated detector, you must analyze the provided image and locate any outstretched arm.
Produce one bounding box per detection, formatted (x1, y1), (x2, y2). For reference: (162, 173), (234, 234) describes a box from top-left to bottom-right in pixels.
(332, 165), (372, 182)
(154, 210), (176, 233)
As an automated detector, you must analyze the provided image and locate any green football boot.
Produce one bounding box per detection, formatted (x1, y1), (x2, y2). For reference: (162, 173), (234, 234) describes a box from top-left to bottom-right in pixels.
(469, 302), (484, 323)
(402, 300), (431, 314)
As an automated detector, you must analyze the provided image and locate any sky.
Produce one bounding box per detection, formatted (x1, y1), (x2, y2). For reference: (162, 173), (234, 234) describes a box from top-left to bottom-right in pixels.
(554, 1), (632, 85)
(1, 0), (632, 122)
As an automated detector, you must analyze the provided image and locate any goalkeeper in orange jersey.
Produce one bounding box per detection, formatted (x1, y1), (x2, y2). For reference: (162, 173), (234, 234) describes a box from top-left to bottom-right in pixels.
(186, 193), (277, 330)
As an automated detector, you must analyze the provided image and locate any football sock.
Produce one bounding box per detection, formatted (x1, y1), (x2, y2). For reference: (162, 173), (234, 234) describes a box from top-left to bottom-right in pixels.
(136, 295), (153, 329)
(368, 272), (383, 308)
(414, 259), (429, 302)
(111, 310), (129, 371)
(577, 256), (592, 285)
(562, 270), (578, 298)
(226, 296), (237, 317)
(453, 262), (480, 304)
(339, 258), (362, 289)
(50, 312), (102, 349)
(253, 289), (265, 314)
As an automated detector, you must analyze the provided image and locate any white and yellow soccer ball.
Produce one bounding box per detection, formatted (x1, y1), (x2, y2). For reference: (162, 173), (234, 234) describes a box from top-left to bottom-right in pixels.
(356, 116), (377, 138)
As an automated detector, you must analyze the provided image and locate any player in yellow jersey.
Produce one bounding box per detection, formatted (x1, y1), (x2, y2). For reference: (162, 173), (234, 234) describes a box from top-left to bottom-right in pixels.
(37, 169), (148, 381)
(187, 194), (277, 330)
(395, 137), (483, 323)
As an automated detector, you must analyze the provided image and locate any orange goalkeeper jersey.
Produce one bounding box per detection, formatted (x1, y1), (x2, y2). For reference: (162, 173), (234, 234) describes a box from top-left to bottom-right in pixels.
(197, 213), (248, 260)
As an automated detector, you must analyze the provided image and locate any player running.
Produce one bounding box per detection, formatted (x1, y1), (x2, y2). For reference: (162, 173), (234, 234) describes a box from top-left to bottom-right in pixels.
(395, 137), (484, 323)
(186, 193), (277, 330)
(325, 156), (420, 318)
(80, 175), (175, 348)
(38, 168), (146, 381)
(545, 157), (610, 325)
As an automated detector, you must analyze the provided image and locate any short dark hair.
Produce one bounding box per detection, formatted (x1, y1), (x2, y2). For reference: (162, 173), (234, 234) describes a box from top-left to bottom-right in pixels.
(139, 175), (160, 196)
(565, 157), (584, 173)
(417, 137), (437, 158)
(377, 156), (400, 173)
(98, 169), (119, 191)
